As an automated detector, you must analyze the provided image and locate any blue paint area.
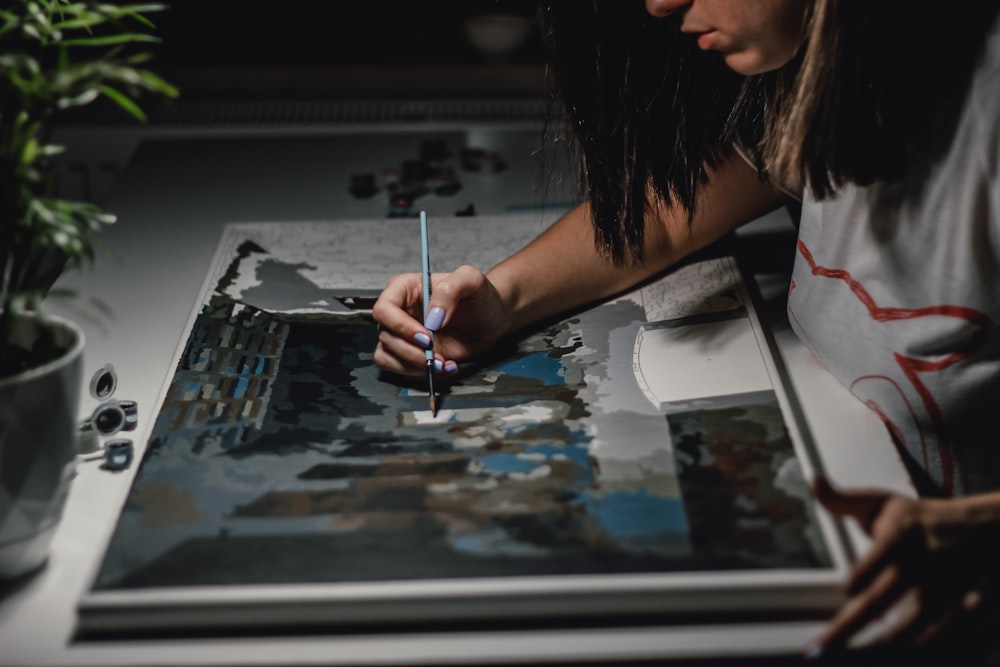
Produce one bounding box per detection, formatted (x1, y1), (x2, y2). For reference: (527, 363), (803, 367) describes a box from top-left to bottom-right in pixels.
(234, 376), (249, 399)
(492, 352), (564, 386)
(254, 355), (267, 374)
(452, 534), (486, 554)
(524, 443), (591, 468)
(478, 452), (542, 474)
(450, 530), (550, 557)
(580, 490), (689, 537)
(503, 421), (549, 437)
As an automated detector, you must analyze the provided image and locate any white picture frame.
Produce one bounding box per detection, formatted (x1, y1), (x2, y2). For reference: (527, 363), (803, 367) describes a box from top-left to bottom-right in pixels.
(76, 216), (852, 638)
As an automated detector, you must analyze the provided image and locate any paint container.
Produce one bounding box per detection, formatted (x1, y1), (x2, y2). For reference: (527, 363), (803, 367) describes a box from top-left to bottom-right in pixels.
(89, 363), (117, 400)
(91, 400), (126, 436)
(118, 399), (138, 432)
(103, 439), (134, 471)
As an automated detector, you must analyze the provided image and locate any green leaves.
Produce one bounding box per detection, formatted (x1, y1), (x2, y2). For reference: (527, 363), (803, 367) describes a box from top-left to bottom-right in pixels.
(0, 0), (176, 325)
(3, 2), (170, 46)
(59, 32), (159, 47)
(30, 196), (114, 264)
(96, 84), (143, 120)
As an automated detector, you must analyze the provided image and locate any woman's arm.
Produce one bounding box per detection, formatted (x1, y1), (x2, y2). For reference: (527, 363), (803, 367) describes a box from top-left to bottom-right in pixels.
(373, 153), (787, 376)
(489, 153), (788, 334)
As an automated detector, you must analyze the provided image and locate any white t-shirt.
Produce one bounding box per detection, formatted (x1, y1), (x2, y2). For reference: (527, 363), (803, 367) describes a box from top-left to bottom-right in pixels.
(787, 22), (1000, 497)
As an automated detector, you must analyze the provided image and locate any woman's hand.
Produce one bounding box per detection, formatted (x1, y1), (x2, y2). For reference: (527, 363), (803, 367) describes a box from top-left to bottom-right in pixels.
(808, 476), (1000, 659)
(372, 265), (513, 378)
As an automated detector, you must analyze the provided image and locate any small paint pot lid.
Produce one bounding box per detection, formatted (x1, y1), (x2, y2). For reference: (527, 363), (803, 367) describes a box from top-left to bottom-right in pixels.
(89, 363), (118, 400)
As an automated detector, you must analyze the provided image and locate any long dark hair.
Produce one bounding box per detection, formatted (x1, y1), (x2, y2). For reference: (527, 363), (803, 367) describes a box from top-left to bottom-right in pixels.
(766, 0), (1000, 197)
(540, 0), (1000, 265)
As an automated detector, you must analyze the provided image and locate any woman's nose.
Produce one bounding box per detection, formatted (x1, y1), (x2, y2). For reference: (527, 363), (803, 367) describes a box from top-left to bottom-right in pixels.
(645, 0), (692, 18)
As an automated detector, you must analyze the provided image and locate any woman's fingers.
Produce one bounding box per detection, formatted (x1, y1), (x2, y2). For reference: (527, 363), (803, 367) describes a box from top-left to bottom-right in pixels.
(814, 477), (926, 595)
(814, 562), (908, 650)
(809, 477), (919, 654)
(424, 265), (490, 329)
(813, 476), (911, 594)
(813, 475), (891, 532)
(856, 585), (982, 656)
(372, 273), (426, 334)
(374, 329), (431, 378)
(372, 272), (435, 376)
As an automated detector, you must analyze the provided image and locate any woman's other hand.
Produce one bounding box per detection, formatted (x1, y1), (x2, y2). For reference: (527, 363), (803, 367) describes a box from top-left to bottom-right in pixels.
(807, 475), (1000, 659)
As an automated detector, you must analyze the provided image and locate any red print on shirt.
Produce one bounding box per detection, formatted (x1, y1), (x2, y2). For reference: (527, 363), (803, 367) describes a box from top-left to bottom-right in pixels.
(791, 240), (993, 496)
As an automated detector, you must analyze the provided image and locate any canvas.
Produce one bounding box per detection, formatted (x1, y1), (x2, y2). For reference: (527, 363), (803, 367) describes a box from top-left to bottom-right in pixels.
(76, 217), (850, 638)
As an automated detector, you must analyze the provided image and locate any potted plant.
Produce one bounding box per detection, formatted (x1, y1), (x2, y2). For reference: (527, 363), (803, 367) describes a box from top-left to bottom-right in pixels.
(0, 0), (176, 580)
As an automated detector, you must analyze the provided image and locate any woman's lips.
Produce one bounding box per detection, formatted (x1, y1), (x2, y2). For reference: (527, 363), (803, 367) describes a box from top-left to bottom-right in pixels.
(696, 30), (718, 50)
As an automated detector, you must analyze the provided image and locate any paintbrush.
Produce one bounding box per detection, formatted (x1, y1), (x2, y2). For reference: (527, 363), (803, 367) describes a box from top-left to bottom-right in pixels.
(420, 210), (437, 416)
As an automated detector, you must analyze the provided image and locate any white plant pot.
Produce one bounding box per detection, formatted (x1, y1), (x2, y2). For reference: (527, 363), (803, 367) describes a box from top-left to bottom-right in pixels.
(0, 313), (84, 580)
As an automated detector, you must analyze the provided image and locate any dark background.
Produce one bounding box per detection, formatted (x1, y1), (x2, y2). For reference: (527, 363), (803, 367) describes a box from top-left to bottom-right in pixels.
(49, 1), (557, 212)
(148, 1), (548, 101)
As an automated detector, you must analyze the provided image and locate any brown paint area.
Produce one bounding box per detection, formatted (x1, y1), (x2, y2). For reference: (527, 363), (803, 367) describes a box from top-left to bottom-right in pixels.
(133, 483), (206, 528)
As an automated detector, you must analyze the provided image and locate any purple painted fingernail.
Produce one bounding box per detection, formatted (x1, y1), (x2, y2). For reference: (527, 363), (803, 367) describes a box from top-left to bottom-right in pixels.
(444, 361), (459, 374)
(425, 307), (445, 331)
(433, 359), (444, 373)
(413, 331), (431, 348)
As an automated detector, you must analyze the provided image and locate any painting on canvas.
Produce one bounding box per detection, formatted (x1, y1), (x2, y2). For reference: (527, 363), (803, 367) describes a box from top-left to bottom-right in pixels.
(78, 218), (847, 636)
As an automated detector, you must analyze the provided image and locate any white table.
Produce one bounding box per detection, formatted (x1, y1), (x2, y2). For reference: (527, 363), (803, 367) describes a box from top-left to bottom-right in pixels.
(0, 123), (913, 666)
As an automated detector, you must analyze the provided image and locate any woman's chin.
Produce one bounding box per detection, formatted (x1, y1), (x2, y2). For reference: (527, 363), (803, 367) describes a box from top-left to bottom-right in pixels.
(721, 48), (795, 76)
(722, 52), (781, 76)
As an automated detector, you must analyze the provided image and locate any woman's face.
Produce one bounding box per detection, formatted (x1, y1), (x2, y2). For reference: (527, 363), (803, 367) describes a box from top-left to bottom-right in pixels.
(645, 0), (807, 75)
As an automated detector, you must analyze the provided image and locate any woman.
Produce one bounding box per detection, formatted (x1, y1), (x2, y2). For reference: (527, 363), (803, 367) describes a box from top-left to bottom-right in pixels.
(373, 0), (1000, 659)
